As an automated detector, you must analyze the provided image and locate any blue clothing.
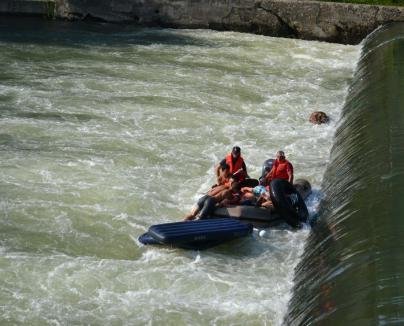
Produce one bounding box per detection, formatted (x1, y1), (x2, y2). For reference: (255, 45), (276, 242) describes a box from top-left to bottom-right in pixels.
(253, 185), (267, 197)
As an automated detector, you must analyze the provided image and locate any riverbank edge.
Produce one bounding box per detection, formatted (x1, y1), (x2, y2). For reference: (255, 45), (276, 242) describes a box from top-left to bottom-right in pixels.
(1, 0), (404, 44)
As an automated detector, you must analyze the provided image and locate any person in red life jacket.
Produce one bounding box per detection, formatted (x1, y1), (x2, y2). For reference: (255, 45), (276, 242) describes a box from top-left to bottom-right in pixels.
(265, 150), (294, 184)
(215, 146), (248, 184)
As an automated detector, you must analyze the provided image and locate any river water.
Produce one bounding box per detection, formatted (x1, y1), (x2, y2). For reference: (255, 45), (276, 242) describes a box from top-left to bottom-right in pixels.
(0, 18), (359, 325)
(286, 23), (404, 325)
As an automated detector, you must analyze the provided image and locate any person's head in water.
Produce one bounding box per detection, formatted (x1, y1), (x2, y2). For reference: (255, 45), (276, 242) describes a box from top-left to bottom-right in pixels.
(232, 146), (241, 158)
(276, 150), (286, 162)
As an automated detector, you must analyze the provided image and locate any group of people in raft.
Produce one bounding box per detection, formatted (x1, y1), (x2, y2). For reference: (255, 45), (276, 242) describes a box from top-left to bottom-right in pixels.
(183, 146), (294, 221)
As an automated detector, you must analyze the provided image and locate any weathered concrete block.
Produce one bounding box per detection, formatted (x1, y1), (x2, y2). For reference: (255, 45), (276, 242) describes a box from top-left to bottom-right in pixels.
(1, 0), (403, 44)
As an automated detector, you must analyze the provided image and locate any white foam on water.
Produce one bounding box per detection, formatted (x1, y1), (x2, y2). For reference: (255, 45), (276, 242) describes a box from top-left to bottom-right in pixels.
(0, 24), (360, 325)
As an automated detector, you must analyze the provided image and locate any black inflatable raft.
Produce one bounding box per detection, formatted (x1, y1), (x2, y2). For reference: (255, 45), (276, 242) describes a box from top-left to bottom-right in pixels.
(139, 218), (253, 250)
(138, 162), (311, 249)
(213, 178), (311, 228)
(269, 179), (309, 228)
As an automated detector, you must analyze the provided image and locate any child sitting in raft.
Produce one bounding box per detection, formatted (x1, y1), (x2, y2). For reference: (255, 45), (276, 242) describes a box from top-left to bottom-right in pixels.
(183, 181), (242, 221)
(240, 185), (273, 208)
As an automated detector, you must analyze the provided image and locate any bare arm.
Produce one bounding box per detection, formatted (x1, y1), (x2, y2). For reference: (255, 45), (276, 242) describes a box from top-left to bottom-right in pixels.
(218, 193), (241, 207)
(215, 163), (221, 177)
(287, 163), (294, 184)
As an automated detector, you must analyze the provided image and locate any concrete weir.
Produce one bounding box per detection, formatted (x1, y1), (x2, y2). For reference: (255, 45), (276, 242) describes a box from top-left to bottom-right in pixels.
(1, 0), (404, 44)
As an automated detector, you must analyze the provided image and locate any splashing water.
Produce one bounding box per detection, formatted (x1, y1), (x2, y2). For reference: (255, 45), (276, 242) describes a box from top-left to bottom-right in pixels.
(0, 18), (359, 325)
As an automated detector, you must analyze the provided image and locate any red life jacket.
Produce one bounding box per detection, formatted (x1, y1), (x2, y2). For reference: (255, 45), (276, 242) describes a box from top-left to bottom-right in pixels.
(269, 159), (293, 181)
(225, 153), (246, 181)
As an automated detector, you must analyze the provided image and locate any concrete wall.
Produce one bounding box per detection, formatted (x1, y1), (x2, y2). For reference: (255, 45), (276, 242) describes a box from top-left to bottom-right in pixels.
(1, 0), (404, 44)
(0, 0), (55, 16)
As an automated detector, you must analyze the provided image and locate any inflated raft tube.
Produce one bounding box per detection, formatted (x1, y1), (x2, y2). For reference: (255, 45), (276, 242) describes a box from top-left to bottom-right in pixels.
(138, 232), (225, 250)
(262, 158), (274, 175)
(213, 206), (283, 228)
(240, 178), (259, 188)
(261, 159), (275, 178)
(293, 179), (312, 201)
(270, 179), (309, 228)
(139, 218), (253, 250)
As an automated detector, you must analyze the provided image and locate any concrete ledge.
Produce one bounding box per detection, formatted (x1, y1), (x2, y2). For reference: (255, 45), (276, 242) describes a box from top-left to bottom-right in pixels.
(53, 0), (404, 44)
(1, 0), (403, 44)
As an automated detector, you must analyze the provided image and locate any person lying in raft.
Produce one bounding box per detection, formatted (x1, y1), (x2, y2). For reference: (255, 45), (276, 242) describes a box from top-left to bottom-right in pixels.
(183, 181), (242, 221)
(240, 185), (273, 208)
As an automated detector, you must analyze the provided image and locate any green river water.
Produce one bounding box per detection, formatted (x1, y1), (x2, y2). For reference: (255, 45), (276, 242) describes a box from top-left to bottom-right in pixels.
(0, 18), (359, 325)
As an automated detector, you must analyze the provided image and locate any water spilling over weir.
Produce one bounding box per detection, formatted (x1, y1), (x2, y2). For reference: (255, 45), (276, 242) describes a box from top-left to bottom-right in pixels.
(0, 17), (373, 325)
(285, 22), (404, 325)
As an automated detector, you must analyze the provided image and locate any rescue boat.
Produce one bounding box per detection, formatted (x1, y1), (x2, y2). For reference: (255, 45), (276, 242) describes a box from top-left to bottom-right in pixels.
(138, 160), (311, 250)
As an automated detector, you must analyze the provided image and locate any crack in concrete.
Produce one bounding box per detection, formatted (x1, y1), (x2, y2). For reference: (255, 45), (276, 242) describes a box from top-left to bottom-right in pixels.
(257, 2), (298, 37)
(374, 6), (380, 24)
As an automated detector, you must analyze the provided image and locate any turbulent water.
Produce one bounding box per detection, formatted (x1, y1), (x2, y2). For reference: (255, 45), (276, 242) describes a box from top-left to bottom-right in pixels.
(286, 23), (404, 325)
(0, 18), (359, 325)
